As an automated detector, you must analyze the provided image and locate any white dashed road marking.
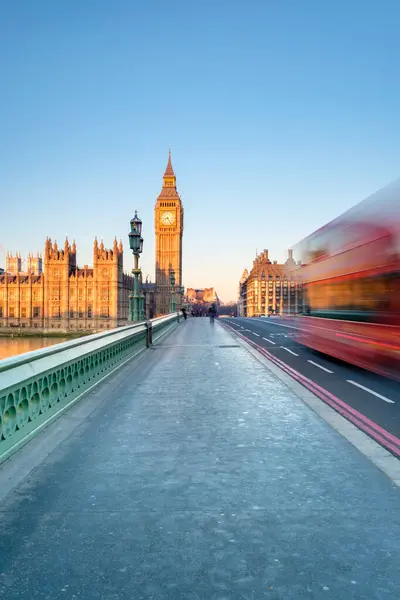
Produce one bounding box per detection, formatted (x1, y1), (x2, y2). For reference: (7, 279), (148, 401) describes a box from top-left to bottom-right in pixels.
(262, 337), (276, 345)
(347, 380), (395, 404)
(307, 360), (334, 374)
(281, 347), (299, 356)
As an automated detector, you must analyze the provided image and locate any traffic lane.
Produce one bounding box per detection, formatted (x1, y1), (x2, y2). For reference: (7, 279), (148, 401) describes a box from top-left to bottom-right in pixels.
(233, 317), (400, 405)
(228, 317), (400, 400)
(226, 317), (400, 431)
(231, 317), (303, 342)
(224, 318), (400, 442)
(227, 317), (312, 353)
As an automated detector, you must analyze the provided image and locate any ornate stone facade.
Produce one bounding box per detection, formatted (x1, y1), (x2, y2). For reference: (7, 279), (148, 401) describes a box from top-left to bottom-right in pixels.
(0, 238), (133, 331)
(237, 269), (249, 316)
(154, 152), (184, 316)
(238, 249), (303, 317)
(186, 288), (219, 305)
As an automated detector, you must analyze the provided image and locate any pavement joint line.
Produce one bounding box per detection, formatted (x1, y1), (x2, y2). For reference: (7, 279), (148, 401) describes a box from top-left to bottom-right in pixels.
(223, 324), (400, 488)
(346, 379), (395, 404)
(307, 359), (334, 374)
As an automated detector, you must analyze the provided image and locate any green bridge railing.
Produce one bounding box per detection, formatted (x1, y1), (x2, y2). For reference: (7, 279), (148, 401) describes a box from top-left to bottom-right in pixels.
(0, 313), (181, 463)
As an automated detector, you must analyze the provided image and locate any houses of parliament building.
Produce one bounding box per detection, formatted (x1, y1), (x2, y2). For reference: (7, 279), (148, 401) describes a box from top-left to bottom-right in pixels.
(0, 153), (184, 331)
(0, 238), (133, 331)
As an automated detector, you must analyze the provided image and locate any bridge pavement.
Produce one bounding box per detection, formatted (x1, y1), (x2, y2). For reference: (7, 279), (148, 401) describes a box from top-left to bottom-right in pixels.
(0, 318), (399, 599)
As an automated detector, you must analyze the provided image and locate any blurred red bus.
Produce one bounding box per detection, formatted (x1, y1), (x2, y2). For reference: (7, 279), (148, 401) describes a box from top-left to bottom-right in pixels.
(287, 179), (400, 380)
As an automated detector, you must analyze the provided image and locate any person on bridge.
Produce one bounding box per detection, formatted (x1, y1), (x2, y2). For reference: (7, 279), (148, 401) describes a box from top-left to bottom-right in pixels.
(181, 306), (187, 320)
(208, 303), (217, 324)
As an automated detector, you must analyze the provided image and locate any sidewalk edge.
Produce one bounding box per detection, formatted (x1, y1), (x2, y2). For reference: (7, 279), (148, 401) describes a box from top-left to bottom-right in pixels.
(221, 323), (400, 488)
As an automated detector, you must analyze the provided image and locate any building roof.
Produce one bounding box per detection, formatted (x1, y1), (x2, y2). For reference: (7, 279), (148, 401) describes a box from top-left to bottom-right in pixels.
(164, 150), (175, 178)
(158, 186), (181, 199)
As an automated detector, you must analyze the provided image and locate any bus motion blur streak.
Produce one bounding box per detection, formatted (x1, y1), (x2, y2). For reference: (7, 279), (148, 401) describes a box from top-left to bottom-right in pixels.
(286, 179), (400, 381)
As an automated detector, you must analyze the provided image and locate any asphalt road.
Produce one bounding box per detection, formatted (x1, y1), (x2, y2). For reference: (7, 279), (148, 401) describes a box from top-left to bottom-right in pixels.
(222, 316), (400, 454)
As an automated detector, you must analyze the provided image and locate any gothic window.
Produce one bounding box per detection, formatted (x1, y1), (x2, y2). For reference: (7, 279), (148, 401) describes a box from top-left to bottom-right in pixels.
(0, 306), (2, 317)
(21, 307), (27, 317)
(9, 307), (15, 317)
(33, 306), (40, 318)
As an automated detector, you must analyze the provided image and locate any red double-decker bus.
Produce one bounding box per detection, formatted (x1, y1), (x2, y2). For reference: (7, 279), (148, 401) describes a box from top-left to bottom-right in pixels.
(288, 179), (400, 380)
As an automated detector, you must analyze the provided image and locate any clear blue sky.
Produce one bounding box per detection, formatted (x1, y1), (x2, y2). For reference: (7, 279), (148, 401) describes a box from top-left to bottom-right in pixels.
(1, 0), (399, 301)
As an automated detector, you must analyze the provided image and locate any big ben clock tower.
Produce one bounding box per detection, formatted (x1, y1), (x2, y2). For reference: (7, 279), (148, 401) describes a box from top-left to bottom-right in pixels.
(155, 151), (184, 315)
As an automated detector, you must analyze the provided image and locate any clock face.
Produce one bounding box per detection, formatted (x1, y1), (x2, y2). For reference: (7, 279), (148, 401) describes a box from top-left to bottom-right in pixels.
(160, 211), (176, 226)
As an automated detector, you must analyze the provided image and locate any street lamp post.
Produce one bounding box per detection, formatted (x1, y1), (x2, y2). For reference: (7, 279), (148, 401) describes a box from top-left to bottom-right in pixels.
(128, 211), (144, 322)
(140, 290), (146, 321)
(169, 270), (176, 313)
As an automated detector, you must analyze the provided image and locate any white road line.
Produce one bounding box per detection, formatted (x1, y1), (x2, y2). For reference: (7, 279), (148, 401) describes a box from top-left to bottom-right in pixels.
(347, 380), (395, 404)
(281, 347), (299, 356)
(252, 332), (260, 337)
(262, 337), (276, 344)
(255, 319), (299, 330)
(307, 360), (333, 374)
(245, 329), (251, 332)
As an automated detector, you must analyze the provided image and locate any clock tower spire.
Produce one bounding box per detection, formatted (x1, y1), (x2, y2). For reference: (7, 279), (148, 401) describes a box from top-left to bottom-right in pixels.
(155, 151), (184, 315)
(163, 149), (176, 186)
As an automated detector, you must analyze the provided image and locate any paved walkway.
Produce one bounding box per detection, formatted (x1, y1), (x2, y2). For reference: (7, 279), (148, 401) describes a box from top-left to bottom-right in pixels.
(0, 318), (399, 599)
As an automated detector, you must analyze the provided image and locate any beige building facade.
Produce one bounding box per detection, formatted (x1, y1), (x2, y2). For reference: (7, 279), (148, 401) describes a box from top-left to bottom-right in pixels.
(155, 152), (184, 315)
(0, 237), (134, 331)
(238, 249), (303, 317)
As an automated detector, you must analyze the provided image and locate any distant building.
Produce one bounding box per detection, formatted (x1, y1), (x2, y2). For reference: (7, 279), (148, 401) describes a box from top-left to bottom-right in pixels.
(237, 269), (248, 317)
(27, 252), (43, 275)
(6, 253), (22, 275)
(238, 249), (303, 317)
(184, 287), (219, 316)
(141, 280), (157, 319)
(5, 251), (43, 276)
(0, 237), (136, 331)
(186, 287), (219, 306)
